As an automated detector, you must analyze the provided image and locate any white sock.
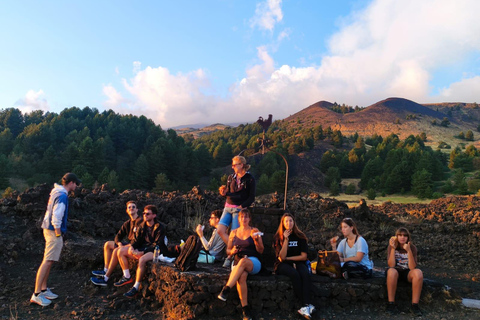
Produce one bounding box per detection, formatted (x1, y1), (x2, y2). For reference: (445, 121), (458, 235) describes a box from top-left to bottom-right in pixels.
(104, 267), (108, 272)
(134, 282), (140, 290)
(104, 275), (109, 281)
(123, 269), (131, 279)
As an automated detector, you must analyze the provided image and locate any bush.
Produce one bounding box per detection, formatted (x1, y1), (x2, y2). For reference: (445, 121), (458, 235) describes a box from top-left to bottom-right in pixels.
(431, 192), (443, 199)
(2, 187), (15, 198)
(367, 188), (376, 200)
(345, 183), (356, 195)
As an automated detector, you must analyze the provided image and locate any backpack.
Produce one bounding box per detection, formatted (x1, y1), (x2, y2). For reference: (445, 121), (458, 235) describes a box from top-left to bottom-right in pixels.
(175, 234), (202, 272)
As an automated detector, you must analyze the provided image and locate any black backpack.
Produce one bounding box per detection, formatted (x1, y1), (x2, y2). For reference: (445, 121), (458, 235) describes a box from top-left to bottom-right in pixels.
(175, 234), (202, 272)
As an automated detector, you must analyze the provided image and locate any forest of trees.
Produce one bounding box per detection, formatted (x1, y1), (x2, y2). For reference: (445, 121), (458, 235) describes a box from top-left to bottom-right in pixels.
(1, 106), (480, 199)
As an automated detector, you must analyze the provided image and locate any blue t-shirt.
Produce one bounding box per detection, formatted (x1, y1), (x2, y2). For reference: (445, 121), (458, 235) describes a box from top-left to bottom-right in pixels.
(337, 236), (372, 269)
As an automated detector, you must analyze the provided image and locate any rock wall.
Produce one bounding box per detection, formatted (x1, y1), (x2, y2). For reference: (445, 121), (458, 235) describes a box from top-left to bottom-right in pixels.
(141, 263), (460, 319)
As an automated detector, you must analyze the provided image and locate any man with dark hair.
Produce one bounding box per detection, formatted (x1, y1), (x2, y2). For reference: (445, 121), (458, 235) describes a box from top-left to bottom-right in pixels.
(116, 205), (168, 298)
(30, 173), (81, 307)
(90, 201), (143, 286)
(196, 209), (226, 262)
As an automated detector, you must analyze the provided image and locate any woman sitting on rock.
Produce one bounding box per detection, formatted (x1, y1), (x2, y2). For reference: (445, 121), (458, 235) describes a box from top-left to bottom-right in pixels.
(385, 227), (423, 316)
(273, 213), (315, 319)
(331, 217), (373, 279)
(217, 208), (264, 320)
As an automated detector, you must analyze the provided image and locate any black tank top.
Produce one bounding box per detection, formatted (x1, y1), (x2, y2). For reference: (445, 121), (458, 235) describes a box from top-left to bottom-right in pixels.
(233, 233), (259, 258)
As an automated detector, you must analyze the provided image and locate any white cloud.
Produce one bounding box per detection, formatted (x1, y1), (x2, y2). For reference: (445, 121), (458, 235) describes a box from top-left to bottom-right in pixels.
(14, 90), (49, 114)
(104, 0), (480, 127)
(133, 61), (142, 74)
(250, 0), (283, 32)
(103, 85), (126, 108)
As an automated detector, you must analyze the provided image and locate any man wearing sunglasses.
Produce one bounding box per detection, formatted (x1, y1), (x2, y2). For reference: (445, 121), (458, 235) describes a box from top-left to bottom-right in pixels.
(196, 209), (226, 263)
(117, 205), (167, 298)
(90, 201), (143, 286)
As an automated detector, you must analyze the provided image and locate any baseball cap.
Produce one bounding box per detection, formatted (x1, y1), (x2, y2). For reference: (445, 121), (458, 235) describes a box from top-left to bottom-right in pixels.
(62, 172), (82, 186)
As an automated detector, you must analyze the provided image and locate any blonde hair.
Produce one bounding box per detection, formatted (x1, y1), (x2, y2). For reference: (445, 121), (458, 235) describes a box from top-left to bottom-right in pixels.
(232, 155), (251, 171)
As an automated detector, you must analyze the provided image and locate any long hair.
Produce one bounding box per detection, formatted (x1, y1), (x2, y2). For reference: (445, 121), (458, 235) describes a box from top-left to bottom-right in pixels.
(341, 217), (360, 236)
(273, 213), (307, 246)
(394, 227), (412, 250)
(232, 155), (251, 171)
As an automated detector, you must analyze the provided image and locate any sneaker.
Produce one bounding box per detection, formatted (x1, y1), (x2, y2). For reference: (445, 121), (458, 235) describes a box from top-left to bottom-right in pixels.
(298, 305), (311, 319)
(242, 306), (252, 320)
(91, 270), (106, 277)
(124, 287), (138, 298)
(222, 256), (232, 268)
(342, 271), (349, 280)
(30, 293), (52, 307)
(43, 288), (58, 300)
(91, 277), (108, 286)
(217, 286), (230, 301)
(113, 276), (133, 287)
(308, 304), (316, 314)
(386, 302), (397, 315)
(410, 304), (422, 317)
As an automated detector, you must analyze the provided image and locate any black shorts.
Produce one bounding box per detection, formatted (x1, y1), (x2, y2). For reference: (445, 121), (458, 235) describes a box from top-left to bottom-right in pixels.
(385, 267), (410, 282)
(114, 241), (130, 248)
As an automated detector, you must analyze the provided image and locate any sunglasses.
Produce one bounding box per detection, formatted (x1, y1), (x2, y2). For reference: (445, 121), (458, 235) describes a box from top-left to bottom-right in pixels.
(127, 206), (136, 209)
(143, 211), (153, 216)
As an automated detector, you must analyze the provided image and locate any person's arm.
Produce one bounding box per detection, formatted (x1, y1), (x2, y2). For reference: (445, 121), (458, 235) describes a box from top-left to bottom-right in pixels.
(151, 224), (168, 254)
(196, 225), (210, 251)
(114, 221), (129, 246)
(51, 197), (66, 236)
(336, 239), (345, 259)
(226, 230), (239, 256)
(278, 232), (289, 262)
(405, 243), (417, 270)
(251, 228), (264, 254)
(387, 237), (397, 267)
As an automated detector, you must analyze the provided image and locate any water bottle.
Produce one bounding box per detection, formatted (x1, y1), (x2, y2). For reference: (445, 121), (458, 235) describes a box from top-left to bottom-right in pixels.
(153, 245), (160, 262)
(306, 260), (312, 274)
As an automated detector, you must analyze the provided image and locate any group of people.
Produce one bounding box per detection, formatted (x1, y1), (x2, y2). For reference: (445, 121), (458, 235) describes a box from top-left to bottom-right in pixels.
(31, 163), (425, 319)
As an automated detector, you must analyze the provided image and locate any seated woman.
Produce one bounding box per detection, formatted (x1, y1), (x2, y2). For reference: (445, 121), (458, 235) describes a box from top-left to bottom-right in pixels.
(386, 227), (423, 316)
(331, 218), (373, 279)
(217, 209), (264, 320)
(273, 213), (315, 320)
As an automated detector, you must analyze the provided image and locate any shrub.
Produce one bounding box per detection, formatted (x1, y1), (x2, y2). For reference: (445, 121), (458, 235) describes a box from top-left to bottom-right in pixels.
(367, 188), (376, 200)
(345, 183), (356, 195)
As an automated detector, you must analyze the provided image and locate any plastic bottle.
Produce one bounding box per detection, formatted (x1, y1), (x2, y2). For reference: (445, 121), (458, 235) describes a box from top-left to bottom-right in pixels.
(153, 245), (160, 262)
(306, 260), (312, 274)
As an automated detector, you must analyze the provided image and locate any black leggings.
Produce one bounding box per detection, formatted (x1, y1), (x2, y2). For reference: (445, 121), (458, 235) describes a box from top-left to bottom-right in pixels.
(342, 261), (372, 278)
(276, 262), (311, 305)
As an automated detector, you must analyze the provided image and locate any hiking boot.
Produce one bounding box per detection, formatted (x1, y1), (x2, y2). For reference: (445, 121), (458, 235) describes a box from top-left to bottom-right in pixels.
(217, 286), (230, 301)
(91, 277), (108, 286)
(30, 293), (52, 307)
(91, 270), (106, 277)
(298, 305), (311, 319)
(113, 276), (133, 287)
(410, 304), (422, 317)
(222, 256), (233, 268)
(308, 304), (316, 314)
(43, 288), (58, 299)
(342, 271), (349, 280)
(242, 305), (252, 320)
(124, 287), (138, 298)
(386, 302), (397, 315)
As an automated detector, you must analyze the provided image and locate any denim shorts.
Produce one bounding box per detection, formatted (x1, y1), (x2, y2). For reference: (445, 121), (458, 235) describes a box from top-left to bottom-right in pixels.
(231, 256), (261, 275)
(219, 206), (241, 230)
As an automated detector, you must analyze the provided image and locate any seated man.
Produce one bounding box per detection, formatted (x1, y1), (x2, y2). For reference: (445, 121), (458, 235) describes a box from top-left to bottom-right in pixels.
(90, 201), (142, 286)
(116, 205), (168, 298)
(196, 209), (226, 263)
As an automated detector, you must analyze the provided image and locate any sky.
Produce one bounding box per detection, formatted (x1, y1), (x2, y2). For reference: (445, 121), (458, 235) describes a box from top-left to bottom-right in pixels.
(1, 0), (480, 128)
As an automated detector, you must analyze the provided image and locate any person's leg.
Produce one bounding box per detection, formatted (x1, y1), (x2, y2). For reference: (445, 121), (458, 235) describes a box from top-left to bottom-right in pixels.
(103, 241), (115, 269)
(118, 248), (136, 279)
(386, 268), (399, 302)
(296, 263), (312, 305)
(236, 271), (249, 307)
(226, 258), (254, 288)
(217, 207), (233, 244)
(276, 263), (302, 302)
(408, 269), (424, 304)
(35, 260), (54, 293)
(230, 208), (240, 231)
(134, 252), (153, 289)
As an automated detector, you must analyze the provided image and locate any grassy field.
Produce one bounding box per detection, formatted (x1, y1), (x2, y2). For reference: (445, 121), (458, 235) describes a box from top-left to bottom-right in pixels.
(320, 192), (432, 207)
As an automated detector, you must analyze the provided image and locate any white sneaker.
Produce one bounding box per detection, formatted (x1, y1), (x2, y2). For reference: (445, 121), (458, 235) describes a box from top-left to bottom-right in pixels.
(30, 293), (52, 306)
(308, 304), (316, 314)
(298, 305), (311, 319)
(43, 288), (58, 299)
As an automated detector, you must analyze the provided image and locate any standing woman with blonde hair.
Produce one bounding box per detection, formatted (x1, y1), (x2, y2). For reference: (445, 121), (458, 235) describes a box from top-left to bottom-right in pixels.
(386, 227), (423, 316)
(218, 156), (256, 267)
(273, 213), (315, 319)
(331, 218), (373, 279)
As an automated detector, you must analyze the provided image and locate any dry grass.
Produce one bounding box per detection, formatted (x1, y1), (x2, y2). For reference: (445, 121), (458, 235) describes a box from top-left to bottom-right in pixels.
(320, 193), (431, 207)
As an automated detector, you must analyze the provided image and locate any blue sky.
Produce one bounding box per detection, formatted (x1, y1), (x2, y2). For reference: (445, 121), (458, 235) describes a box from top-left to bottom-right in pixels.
(1, 0), (479, 128)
